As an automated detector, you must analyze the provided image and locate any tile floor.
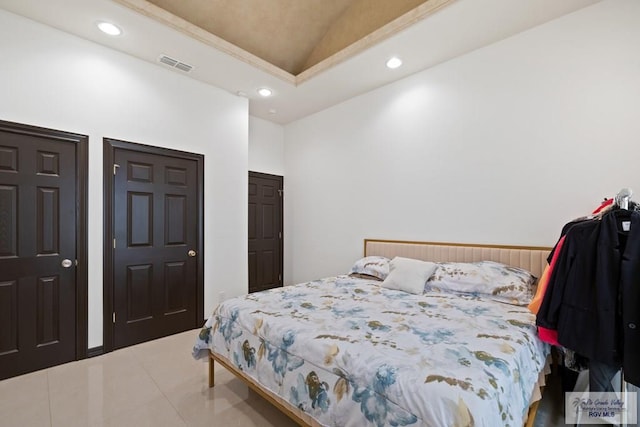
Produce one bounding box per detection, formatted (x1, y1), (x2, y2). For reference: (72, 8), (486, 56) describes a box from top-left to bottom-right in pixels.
(0, 329), (566, 427)
(0, 329), (296, 427)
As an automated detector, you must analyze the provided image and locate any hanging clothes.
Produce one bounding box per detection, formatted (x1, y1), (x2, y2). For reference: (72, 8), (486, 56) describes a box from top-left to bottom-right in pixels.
(528, 234), (566, 315)
(530, 198), (616, 321)
(536, 209), (640, 387)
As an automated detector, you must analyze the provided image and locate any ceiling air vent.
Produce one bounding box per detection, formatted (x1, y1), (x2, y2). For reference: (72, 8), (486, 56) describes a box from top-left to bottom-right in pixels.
(158, 54), (193, 73)
(174, 62), (193, 72)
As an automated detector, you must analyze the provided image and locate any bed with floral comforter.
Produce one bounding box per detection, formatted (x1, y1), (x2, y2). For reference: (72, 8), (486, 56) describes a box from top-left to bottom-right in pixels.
(193, 275), (549, 427)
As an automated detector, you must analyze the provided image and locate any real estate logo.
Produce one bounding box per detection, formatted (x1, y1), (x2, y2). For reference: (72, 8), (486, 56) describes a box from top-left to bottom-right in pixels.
(565, 392), (637, 425)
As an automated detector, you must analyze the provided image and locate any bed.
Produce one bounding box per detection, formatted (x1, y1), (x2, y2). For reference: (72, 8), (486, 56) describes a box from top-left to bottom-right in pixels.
(193, 239), (552, 427)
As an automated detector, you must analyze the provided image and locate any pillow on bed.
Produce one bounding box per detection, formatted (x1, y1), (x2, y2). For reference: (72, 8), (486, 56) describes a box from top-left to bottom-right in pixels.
(349, 256), (390, 281)
(425, 261), (537, 305)
(381, 257), (438, 294)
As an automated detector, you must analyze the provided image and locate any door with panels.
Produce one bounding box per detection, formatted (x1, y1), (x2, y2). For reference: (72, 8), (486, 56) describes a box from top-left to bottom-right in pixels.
(0, 120), (87, 380)
(104, 139), (203, 350)
(248, 171), (283, 293)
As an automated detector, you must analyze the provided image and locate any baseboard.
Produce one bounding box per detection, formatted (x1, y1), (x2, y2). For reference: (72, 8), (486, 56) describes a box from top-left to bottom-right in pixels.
(87, 346), (104, 358)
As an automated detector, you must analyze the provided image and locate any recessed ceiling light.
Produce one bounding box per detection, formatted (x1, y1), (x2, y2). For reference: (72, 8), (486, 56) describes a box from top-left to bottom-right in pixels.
(386, 57), (402, 69)
(257, 88), (273, 97)
(97, 21), (122, 36)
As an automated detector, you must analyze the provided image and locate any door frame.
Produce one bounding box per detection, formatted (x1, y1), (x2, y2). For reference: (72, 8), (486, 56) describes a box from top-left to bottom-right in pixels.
(248, 171), (284, 292)
(103, 138), (204, 353)
(0, 119), (88, 361)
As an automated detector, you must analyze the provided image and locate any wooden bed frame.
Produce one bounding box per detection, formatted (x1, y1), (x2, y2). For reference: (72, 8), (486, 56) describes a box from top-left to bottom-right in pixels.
(208, 239), (553, 427)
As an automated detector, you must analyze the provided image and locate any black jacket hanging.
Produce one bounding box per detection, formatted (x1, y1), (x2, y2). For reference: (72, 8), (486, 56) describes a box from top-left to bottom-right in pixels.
(536, 210), (640, 386)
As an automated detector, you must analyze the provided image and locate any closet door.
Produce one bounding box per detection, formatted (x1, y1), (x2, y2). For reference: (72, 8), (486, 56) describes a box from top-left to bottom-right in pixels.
(0, 120), (87, 380)
(248, 171), (283, 293)
(105, 139), (204, 350)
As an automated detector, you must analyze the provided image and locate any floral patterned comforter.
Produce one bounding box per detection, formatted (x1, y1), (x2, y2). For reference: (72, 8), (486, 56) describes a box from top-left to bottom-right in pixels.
(193, 276), (549, 427)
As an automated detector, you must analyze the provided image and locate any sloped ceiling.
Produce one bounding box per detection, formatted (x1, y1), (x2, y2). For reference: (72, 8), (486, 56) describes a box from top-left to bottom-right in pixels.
(145, 0), (433, 75)
(114, 0), (454, 84)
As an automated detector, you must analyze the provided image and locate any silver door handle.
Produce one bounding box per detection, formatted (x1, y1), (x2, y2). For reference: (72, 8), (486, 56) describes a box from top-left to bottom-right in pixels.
(61, 259), (73, 268)
(188, 250), (196, 257)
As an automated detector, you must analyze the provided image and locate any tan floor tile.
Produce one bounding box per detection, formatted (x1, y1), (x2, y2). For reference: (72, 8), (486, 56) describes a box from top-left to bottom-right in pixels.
(129, 329), (200, 364)
(47, 347), (139, 396)
(0, 397), (52, 427)
(0, 369), (49, 413)
(141, 353), (209, 393)
(241, 392), (299, 427)
(49, 380), (108, 427)
(102, 396), (186, 427)
(163, 374), (250, 424)
(130, 330), (208, 393)
(179, 388), (298, 427)
(49, 366), (162, 426)
(164, 358), (300, 427)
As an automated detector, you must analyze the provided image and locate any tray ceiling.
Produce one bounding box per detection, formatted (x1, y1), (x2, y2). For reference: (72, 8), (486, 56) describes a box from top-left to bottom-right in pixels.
(144, 0), (433, 76)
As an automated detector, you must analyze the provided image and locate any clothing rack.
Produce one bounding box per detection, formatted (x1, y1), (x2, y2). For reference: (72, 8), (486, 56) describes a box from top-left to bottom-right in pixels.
(615, 187), (632, 427)
(537, 188), (639, 424)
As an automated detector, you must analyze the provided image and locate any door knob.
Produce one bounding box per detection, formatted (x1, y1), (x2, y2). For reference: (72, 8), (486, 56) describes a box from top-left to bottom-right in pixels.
(61, 259), (73, 268)
(188, 250), (196, 257)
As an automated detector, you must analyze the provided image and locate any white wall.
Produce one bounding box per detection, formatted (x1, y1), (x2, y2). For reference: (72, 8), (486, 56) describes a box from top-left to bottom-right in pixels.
(249, 116), (285, 175)
(284, 0), (640, 284)
(0, 10), (249, 348)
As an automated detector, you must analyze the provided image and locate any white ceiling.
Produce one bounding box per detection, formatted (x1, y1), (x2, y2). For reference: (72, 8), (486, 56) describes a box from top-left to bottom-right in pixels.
(0, 0), (600, 124)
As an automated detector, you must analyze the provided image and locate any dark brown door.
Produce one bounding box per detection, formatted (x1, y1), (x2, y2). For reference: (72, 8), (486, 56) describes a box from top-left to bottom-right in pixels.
(248, 172), (283, 293)
(0, 121), (88, 380)
(105, 139), (203, 350)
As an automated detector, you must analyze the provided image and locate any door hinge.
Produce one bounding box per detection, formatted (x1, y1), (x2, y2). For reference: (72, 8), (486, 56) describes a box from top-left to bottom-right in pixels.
(113, 238), (116, 249)
(112, 312), (116, 323)
(279, 232), (282, 239)
(279, 274), (282, 282)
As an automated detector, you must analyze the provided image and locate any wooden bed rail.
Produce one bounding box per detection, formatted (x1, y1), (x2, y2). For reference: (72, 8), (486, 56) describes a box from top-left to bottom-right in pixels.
(209, 351), (313, 426)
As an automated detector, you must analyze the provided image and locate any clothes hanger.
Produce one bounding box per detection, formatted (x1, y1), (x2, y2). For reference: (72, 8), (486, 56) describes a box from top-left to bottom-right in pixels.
(615, 188), (632, 210)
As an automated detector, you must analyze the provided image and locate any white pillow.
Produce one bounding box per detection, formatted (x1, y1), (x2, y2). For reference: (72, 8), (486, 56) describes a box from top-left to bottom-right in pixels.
(381, 257), (437, 295)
